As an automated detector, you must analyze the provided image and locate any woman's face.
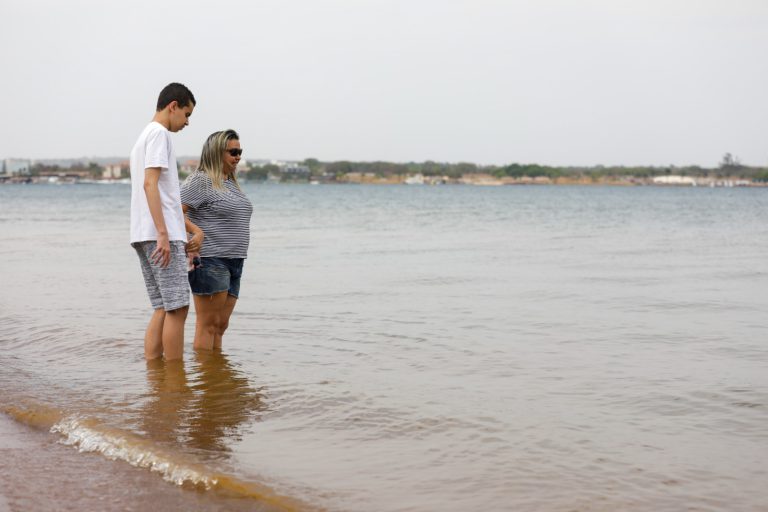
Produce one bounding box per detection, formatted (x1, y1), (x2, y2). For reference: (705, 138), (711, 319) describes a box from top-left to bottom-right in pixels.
(223, 139), (242, 175)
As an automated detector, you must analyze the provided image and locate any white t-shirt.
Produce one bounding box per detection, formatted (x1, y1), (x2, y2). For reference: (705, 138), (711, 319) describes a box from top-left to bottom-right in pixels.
(129, 122), (187, 243)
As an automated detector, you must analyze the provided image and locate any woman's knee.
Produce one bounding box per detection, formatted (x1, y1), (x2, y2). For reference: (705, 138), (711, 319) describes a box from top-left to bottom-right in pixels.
(201, 316), (227, 336)
(201, 321), (217, 335)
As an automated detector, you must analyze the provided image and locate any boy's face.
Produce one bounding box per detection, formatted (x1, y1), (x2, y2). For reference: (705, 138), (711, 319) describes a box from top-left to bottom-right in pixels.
(168, 101), (194, 132)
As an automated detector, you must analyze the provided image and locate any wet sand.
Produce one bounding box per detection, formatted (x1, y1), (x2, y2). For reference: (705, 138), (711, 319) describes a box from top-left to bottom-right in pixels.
(0, 413), (277, 512)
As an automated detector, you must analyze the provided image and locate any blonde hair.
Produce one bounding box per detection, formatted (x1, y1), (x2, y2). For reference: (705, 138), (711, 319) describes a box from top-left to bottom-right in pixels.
(197, 129), (241, 190)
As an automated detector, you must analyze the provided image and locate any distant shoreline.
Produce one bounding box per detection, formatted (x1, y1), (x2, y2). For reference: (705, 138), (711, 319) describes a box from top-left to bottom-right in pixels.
(3, 153), (766, 188)
(1, 174), (764, 188)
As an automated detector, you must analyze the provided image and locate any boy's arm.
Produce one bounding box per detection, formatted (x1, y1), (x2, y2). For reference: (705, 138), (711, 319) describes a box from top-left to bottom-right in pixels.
(143, 167), (170, 267)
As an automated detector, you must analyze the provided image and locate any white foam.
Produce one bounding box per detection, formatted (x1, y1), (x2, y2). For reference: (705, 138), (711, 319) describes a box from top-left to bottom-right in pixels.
(51, 416), (218, 489)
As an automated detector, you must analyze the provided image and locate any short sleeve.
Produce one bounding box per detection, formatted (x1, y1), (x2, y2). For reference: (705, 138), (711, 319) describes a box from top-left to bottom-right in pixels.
(144, 128), (170, 170)
(180, 172), (209, 209)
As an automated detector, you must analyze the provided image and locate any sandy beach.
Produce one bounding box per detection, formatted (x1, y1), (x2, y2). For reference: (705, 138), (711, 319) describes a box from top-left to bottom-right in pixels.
(0, 413), (274, 511)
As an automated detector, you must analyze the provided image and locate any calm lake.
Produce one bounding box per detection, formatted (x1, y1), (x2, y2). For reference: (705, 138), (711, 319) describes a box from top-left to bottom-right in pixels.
(1, 183), (767, 511)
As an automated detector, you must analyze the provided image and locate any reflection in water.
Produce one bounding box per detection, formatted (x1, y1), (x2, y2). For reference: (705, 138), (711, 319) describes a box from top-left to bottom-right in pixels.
(142, 353), (264, 457)
(142, 359), (193, 446)
(187, 352), (264, 453)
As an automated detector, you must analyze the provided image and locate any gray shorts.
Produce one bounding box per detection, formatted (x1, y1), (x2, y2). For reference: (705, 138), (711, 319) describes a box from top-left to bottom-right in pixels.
(132, 240), (189, 311)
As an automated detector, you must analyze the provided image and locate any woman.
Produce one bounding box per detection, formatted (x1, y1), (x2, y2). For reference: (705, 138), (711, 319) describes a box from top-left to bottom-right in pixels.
(181, 129), (253, 351)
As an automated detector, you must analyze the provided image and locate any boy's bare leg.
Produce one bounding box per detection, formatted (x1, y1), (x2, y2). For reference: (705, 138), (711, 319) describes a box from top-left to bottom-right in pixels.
(145, 308), (166, 360)
(162, 306), (188, 360)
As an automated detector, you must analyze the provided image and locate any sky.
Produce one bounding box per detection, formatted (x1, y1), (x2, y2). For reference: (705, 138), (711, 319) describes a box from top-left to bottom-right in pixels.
(0, 0), (766, 167)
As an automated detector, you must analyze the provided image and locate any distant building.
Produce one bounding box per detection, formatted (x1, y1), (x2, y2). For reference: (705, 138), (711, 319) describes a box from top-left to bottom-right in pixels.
(102, 161), (128, 179)
(404, 174), (425, 185)
(178, 159), (246, 175)
(4, 159), (32, 176)
(280, 163), (310, 178)
(179, 159), (200, 175)
(652, 175), (696, 186)
(38, 170), (91, 184)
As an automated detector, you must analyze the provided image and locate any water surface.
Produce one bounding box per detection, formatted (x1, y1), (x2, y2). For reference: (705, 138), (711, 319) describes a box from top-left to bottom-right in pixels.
(1, 183), (767, 511)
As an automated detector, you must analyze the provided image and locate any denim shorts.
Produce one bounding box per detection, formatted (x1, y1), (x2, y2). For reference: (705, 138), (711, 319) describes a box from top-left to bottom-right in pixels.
(188, 257), (244, 298)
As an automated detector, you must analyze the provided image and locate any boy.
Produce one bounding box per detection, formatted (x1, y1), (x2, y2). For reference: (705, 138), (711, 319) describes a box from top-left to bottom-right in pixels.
(130, 82), (199, 360)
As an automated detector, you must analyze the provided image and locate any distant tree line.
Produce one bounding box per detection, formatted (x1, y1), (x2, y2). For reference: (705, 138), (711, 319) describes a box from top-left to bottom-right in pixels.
(242, 153), (768, 182)
(22, 153), (768, 183)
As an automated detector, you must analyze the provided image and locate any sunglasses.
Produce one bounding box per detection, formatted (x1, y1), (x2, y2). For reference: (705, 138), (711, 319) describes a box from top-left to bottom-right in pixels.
(225, 148), (243, 157)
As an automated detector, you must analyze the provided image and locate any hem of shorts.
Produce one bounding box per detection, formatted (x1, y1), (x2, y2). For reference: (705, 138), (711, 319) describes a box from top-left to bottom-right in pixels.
(191, 288), (229, 297)
(197, 255), (248, 259)
(153, 302), (190, 311)
(190, 291), (239, 299)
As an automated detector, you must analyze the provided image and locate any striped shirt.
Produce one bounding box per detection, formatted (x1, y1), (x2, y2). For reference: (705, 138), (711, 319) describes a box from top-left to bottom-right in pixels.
(180, 171), (253, 258)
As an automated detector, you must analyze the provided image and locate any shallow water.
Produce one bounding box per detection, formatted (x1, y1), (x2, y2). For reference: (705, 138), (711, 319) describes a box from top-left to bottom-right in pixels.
(1, 183), (767, 511)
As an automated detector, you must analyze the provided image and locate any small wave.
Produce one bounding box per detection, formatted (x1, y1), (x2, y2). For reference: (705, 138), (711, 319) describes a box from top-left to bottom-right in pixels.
(52, 416), (218, 488)
(3, 403), (313, 512)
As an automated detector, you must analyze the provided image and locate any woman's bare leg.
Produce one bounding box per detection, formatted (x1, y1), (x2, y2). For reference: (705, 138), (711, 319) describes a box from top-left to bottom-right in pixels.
(193, 292), (229, 351)
(213, 295), (238, 350)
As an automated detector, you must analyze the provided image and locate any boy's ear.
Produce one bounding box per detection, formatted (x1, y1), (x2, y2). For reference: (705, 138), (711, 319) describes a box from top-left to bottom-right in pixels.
(167, 100), (179, 112)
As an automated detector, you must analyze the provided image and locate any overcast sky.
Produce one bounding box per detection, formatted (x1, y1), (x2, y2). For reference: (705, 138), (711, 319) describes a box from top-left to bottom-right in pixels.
(0, 0), (766, 166)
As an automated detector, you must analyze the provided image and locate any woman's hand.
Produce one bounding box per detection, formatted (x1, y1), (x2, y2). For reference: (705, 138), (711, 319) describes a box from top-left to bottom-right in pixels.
(186, 230), (204, 253)
(186, 251), (201, 272)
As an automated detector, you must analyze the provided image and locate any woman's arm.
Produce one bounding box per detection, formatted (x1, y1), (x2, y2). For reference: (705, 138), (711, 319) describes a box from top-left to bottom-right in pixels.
(182, 204), (204, 253)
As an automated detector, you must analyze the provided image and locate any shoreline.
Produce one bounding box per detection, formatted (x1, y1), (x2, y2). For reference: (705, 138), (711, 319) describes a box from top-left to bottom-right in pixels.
(0, 412), (284, 512)
(1, 176), (765, 187)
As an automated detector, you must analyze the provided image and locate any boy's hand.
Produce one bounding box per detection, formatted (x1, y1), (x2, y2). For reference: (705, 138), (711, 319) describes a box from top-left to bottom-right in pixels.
(151, 233), (171, 267)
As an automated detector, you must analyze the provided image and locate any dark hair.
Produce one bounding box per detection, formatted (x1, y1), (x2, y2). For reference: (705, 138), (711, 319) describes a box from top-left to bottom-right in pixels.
(156, 82), (196, 111)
